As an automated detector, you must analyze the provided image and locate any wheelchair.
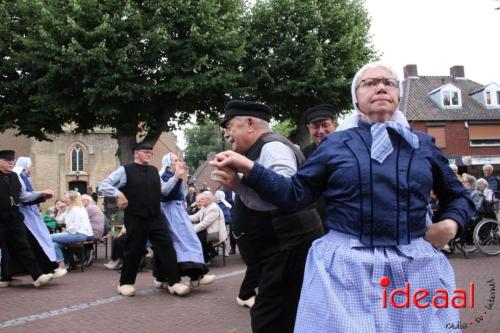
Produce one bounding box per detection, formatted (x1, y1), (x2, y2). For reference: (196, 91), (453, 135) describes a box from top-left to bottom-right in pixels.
(448, 207), (500, 257)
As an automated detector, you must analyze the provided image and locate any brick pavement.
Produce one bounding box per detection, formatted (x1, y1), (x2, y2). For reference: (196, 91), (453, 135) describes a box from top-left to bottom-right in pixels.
(0, 251), (498, 333)
(0, 254), (251, 333)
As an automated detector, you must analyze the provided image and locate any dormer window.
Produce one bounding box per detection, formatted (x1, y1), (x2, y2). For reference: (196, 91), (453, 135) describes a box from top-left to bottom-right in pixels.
(484, 86), (500, 106)
(442, 90), (460, 106)
(428, 83), (462, 108)
(471, 83), (500, 107)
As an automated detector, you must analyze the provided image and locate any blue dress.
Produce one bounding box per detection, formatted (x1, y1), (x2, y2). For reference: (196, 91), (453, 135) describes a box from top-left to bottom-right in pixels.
(160, 170), (207, 276)
(242, 122), (475, 333)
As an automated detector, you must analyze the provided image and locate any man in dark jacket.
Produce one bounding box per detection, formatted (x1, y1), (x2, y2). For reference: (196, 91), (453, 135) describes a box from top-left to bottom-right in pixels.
(99, 142), (188, 297)
(0, 150), (53, 288)
(301, 104), (336, 225)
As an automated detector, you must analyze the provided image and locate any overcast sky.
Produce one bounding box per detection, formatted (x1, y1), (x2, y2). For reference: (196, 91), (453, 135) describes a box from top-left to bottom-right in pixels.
(364, 0), (500, 83)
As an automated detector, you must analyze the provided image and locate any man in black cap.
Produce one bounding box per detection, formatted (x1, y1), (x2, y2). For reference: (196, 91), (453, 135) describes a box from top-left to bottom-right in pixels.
(99, 142), (189, 297)
(301, 104), (336, 159)
(0, 150), (54, 288)
(301, 104), (336, 224)
(215, 100), (324, 333)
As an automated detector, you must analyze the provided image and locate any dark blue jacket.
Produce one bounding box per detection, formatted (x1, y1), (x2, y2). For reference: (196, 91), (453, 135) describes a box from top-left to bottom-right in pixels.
(242, 122), (475, 246)
(160, 170), (184, 201)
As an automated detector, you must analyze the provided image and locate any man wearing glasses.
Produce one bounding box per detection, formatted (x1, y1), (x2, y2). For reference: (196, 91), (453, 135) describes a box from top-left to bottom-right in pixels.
(301, 104), (337, 225)
(301, 104), (337, 159)
(100, 142), (188, 297)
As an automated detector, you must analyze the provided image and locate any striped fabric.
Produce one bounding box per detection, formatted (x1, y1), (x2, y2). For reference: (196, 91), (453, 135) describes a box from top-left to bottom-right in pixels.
(370, 122), (419, 163)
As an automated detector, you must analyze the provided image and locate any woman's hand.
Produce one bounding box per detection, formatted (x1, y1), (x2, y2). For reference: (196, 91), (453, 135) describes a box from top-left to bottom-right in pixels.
(424, 219), (459, 249)
(39, 189), (54, 199)
(209, 151), (254, 175)
(174, 162), (188, 179)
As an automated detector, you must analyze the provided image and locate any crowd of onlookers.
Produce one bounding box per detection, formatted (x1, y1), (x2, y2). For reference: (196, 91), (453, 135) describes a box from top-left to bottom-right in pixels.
(436, 163), (500, 246)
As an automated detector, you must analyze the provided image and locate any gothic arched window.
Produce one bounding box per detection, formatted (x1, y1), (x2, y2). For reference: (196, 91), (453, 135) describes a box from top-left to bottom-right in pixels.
(71, 144), (84, 172)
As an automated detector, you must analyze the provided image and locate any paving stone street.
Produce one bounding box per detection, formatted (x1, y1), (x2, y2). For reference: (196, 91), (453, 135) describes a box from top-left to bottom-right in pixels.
(0, 250), (498, 333)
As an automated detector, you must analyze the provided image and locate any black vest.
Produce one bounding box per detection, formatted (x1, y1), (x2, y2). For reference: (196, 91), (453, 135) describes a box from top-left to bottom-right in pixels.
(121, 163), (161, 217)
(0, 172), (22, 220)
(233, 133), (324, 265)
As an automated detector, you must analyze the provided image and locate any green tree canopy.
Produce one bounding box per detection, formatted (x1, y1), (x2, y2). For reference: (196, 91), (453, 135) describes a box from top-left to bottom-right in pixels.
(183, 120), (223, 173)
(242, 0), (376, 146)
(0, 0), (247, 164)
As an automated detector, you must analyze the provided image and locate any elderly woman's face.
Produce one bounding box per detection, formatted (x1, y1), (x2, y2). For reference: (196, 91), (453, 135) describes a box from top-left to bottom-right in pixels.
(355, 67), (399, 123)
(169, 154), (179, 170)
(197, 196), (210, 207)
(477, 182), (487, 192)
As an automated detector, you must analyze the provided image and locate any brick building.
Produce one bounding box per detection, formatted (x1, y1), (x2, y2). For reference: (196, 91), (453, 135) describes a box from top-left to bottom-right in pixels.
(0, 128), (182, 208)
(400, 64), (500, 177)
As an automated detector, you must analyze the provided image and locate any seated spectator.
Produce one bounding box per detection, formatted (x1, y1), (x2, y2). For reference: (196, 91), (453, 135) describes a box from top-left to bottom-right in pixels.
(51, 191), (94, 275)
(81, 194), (106, 266)
(81, 194), (105, 240)
(41, 206), (59, 233)
(104, 226), (126, 270)
(189, 191), (228, 263)
(476, 178), (496, 219)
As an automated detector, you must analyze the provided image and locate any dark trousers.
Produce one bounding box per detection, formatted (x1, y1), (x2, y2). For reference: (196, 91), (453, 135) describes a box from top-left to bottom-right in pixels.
(250, 242), (310, 333)
(229, 224), (237, 250)
(0, 217), (43, 281)
(120, 213), (180, 286)
(196, 229), (212, 263)
(111, 234), (126, 261)
(239, 263), (259, 300)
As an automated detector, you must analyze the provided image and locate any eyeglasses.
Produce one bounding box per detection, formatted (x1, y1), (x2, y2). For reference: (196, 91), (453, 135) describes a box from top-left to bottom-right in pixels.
(138, 150), (153, 155)
(308, 120), (335, 131)
(356, 77), (399, 90)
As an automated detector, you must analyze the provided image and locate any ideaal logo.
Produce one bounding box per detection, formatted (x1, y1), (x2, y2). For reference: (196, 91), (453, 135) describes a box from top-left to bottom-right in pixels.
(379, 277), (474, 309)
(378, 277), (496, 330)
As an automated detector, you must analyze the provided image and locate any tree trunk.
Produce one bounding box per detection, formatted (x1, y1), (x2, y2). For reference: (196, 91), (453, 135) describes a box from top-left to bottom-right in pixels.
(116, 131), (136, 165)
(288, 112), (312, 148)
(115, 106), (171, 165)
(289, 125), (311, 148)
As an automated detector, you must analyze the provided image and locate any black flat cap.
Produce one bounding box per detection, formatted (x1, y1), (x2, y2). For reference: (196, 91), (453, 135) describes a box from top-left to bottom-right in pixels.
(132, 141), (154, 151)
(0, 150), (15, 160)
(304, 104), (336, 124)
(220, 100), (271, 128)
